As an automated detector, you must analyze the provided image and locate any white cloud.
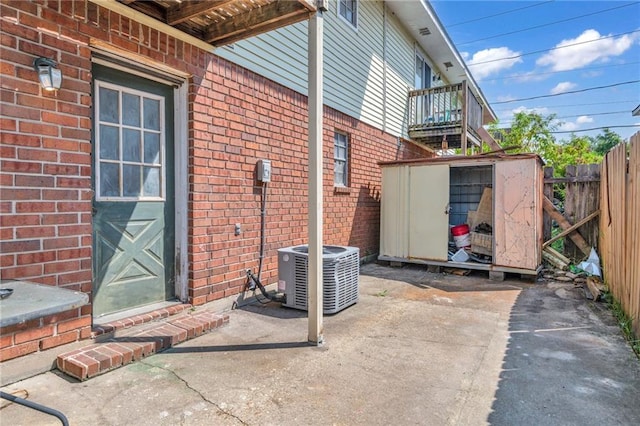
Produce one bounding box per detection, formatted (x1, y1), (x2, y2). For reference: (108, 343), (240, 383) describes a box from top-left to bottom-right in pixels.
(557, 116), (594, 132)
(514, 71), (549, 83)
(512, 106), (551, 115)
(551, 81), (577, 95)
(536, 29), (637, 71)
(466, 47), (522, 80)
(558, 121), (578, 132)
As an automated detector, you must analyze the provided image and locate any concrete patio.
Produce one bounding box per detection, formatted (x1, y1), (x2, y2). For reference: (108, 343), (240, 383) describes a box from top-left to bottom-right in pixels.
(1, 263), (639, 425)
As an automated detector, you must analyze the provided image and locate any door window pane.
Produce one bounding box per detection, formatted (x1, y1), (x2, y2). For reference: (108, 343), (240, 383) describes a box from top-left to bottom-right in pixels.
(123, 129), (141, 162)
(143, 98), (160, 130)
(144, 132), (160, 164)
(123, 165), (141, 197)
(122, 93), (141, 127)
(143, 167), (160, 197)
(96, 81), (165, 200)
(100, 162), (120, 197)
(99, 125), (119, 160)
(99, 88), (119, 123)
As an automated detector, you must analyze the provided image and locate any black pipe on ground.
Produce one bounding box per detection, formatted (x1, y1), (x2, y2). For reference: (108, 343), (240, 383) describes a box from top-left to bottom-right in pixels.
(0, 391), (69, 426)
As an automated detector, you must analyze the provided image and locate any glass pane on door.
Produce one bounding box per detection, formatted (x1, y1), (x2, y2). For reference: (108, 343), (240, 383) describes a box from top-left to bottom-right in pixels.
(95, 81), (165, 201)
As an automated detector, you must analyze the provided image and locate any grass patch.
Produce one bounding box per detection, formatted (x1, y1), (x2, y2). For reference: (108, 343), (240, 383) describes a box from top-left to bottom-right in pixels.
(375, 289), (389, 297)
(603, 291), (640, 358)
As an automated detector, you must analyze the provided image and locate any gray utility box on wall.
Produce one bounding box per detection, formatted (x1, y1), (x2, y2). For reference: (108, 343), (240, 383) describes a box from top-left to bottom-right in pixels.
(277, 245), (360, 314)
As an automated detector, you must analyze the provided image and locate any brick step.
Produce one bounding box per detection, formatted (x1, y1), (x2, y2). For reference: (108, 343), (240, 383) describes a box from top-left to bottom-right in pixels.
(57, 311), (229, 381)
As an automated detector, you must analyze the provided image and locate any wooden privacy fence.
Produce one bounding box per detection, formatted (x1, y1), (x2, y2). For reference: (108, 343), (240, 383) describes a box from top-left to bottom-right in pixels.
(600, 132), (640, 338)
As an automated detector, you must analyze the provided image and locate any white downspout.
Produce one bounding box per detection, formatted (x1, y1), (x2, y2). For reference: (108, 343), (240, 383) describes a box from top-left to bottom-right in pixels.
(307, 5), (324, 345)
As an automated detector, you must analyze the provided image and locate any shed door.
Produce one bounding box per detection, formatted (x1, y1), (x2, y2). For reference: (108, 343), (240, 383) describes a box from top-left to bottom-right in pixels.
(408, 164), (449, 260)
(92, 65), (175, 317)
(494, 159), (539, 270)
(380, 166), (409, 258)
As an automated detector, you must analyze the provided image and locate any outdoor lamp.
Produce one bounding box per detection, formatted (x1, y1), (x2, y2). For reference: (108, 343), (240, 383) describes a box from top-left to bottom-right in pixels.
(33, 57), (62, 91)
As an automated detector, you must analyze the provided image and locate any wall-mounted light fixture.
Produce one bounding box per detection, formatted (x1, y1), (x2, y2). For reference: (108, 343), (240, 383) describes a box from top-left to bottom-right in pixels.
(432, 73), (442, 82)
(33, 57), (62, 91)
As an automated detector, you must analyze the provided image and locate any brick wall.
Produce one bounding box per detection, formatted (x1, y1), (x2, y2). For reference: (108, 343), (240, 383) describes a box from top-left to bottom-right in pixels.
(1, 0), (94, 360)
(187, 61), (430, 304)
(0, 0), (431, 359)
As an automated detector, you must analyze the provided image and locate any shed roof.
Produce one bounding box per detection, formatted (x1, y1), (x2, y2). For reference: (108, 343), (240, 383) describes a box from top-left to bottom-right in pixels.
(379, 153), (544, 167)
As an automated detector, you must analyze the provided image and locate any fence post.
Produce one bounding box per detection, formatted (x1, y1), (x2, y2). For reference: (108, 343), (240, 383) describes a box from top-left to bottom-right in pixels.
(543, 167), (554, 243)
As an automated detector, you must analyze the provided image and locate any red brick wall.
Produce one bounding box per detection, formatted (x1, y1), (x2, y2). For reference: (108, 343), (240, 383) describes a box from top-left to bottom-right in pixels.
(187, 62), (430, 304)
(0, 0), (432, 358)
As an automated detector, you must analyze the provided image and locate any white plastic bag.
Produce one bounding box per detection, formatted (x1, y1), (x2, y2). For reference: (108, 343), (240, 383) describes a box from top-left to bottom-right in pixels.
(578, 248), (602, 277)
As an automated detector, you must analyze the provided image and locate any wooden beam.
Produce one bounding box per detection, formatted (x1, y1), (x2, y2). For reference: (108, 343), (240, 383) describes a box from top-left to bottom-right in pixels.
(167, 0), (235, 26)
(460, 80), (468, 155)
(542, 246), (569, 270)
(542, 195), (592, 256)
(475, 126), (501, 151)
(543, 209), (600, 249)
(205, 1), (305, 44)
(121, 0), (166, 21)
(544, 176), (601, 184)
(211, 12), (310, 46)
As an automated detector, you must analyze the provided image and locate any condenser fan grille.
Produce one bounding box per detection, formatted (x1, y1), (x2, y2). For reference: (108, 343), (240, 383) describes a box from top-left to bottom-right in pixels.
(278, 245), (359, 314)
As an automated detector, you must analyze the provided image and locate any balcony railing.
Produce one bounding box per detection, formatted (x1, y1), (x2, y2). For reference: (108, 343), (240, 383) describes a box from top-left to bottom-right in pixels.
(408, 81), (484, 150)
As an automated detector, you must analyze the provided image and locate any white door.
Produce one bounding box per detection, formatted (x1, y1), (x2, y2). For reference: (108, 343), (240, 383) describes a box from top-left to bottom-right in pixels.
(408, 165), (449, 260)
(380, 166), (410, 258)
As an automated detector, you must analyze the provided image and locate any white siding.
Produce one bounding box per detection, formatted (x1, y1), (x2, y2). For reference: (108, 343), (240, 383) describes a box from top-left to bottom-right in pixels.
(384, 9), (415, 137)
(215, 1), (425, 138)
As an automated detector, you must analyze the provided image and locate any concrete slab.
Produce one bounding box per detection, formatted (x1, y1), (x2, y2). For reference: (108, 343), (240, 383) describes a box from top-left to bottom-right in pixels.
(1, 264), (639, 425)
(0, 280), (88, 327)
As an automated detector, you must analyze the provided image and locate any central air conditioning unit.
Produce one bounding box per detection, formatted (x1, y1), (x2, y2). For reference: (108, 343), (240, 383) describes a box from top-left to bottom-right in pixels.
(277, 245), (359, 314)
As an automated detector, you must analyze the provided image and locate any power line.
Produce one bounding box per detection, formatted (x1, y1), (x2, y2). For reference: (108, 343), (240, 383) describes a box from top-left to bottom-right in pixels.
(468, 29), (639, 67)
(447, 1), (554, 28)
(495, 100), (638, 113)
(458, 2), (639, 46)
(492, 80), (640, 104)
(481, 61), (640, 83)
(550, 124), (640, 134)
(500, 111), (631, 124)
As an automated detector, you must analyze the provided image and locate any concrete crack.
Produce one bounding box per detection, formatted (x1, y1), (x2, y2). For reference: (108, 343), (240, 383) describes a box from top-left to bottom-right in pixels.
(140, 360), (248, 425)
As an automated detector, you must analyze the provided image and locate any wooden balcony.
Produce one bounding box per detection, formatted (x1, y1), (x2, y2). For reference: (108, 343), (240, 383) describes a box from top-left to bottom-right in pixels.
(408, 81), (486, 152)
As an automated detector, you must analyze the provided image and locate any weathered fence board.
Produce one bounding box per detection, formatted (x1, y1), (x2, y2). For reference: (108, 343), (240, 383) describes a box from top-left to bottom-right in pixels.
(600, 133), (640, 338)
(564, 164), (600, 260)
(543, 164), (600, 261)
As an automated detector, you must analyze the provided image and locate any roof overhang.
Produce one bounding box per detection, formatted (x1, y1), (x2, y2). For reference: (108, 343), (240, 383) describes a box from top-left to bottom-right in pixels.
(385, 0), (497, 125)
(113, 0), (316, 47)
(633, 104), (640, 116)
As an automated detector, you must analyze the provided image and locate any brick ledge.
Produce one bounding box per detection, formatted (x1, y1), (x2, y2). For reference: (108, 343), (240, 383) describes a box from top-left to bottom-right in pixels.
(58, 311), (229, 381)
(91, 303), (192, 338)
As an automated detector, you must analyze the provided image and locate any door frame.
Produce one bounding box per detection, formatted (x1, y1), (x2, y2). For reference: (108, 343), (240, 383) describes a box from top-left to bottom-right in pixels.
(90, 52), (189, 304)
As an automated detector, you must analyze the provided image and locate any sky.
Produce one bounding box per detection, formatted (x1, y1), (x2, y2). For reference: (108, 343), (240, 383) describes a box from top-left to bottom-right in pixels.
(430, 0), (640, 141)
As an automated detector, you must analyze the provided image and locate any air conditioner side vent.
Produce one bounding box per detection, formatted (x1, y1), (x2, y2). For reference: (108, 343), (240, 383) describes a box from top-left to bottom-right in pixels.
(278, 245), (359, 314)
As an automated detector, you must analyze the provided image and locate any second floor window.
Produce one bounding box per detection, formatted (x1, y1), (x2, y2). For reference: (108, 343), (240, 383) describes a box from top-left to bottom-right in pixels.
(339, 0), (358, 29)
(334, 132), (349, 186)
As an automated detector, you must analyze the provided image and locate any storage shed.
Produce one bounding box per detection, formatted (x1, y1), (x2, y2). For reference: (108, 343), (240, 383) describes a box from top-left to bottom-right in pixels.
(379, 154), (544, 278)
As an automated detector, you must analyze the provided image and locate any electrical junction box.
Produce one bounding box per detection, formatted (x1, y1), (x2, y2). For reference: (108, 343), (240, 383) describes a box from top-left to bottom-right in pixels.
(257, 159), (271, 182)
